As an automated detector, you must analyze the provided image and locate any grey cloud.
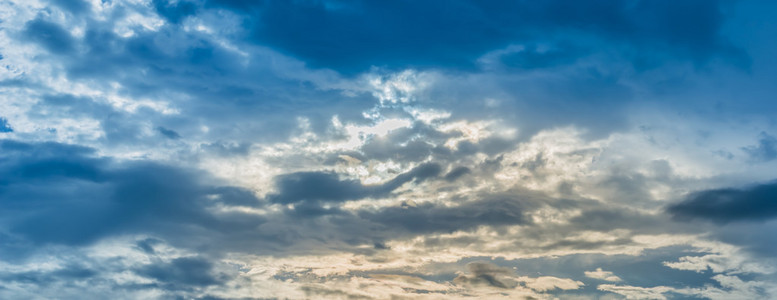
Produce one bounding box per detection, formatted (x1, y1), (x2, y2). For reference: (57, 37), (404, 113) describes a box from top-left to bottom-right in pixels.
(477, 246), (719, 293)
(136, 238), (161, 254)
(152, 0), (198, 24)
(453, 261), (515, 289)
(0, 140), (529, 258)
(444, 166), (471, 182)
(300, 285), (373, 300)
(708, 220), (777, 259)
(0, 265), (97, 286)
(157, 126), (182, 139)
(360, 197), (529, 235)
(29, 93), (173, 147)
(359, 137), (436, 163)
(568, 208), (671, 234)
(742, 132), (777, 162)
(199, 141), (251, 157)
(220, 0), (746, 74)
(269, 163), (442, 205)
(0, 140), (264, 249)
(135, 257), (226, 289)
(667, 181), (777, 224)
(21, 18), (75, 54)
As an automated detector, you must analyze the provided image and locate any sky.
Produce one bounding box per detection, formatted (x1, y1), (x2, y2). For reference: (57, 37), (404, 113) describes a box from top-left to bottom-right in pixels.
(1, 0), (777, 299)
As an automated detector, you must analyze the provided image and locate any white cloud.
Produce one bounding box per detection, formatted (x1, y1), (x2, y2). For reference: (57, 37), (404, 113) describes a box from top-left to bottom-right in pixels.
(585, 268), (622, 282)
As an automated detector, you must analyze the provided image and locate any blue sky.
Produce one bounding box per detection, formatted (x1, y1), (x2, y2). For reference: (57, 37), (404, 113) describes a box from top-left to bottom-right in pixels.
(1, 0), (777, 299)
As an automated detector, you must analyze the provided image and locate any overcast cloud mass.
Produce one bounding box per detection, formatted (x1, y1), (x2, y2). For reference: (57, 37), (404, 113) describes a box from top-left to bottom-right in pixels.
(1, 0), (777, 299)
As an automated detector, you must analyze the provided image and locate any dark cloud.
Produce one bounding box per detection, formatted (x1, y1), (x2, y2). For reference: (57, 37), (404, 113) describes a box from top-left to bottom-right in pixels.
(268, 172), (372, 204)
(0, 140), (263, 247)
(136, 257), (225, 289)
(21, 18), (75, 54)
(478, 246), (719, 292)
(153, 0), (198, 24)
(667, 181), (777, 224)
(453, 261), (515, 289)
(213, 0), (743, 74)
(568, 208), (670, 234)
(269, 163), (441, 204)
(0, 265), (97, 286)
(360, 197), (529, 235)
(444, 166), (471, 182)
(157, 126), (182, 139)
(742, 132), (777, 162)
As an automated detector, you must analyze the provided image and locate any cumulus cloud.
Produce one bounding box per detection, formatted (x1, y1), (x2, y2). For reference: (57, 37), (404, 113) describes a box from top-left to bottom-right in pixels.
(2, 0), (777, 299)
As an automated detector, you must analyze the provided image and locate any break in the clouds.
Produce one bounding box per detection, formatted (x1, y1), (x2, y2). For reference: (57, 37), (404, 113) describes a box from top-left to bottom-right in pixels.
(1, 0), (777, 299)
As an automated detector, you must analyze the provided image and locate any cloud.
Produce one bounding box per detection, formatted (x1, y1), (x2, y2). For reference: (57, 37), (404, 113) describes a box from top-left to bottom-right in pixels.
(597, 284), (674, 300)
(0, 265), (97, 287)
(742, 132), (777, 162)
(2, 1), (777, 299)
(152, 0), (198, 24)
(157, 126), (182, 139)
(519, 275), (583, 292)
(0, 117), (12, 132)
(135, 256), (226, 289)
(453, 261), (584, 292)
(444, 166), (471, 181)
(20, 18), (75, 54)
(453, 262), (516, 289)
(268, 162), (441, 205)
(0, 140), (263, 248)
(667, 181), (777, 224)
(360, 197), (529, 235)
(217, 0), (744, 74)
(584, 268), (622, 282)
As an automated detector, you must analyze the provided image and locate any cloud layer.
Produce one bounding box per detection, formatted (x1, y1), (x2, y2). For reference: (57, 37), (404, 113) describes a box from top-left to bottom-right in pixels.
(1, 0), (777, 299)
